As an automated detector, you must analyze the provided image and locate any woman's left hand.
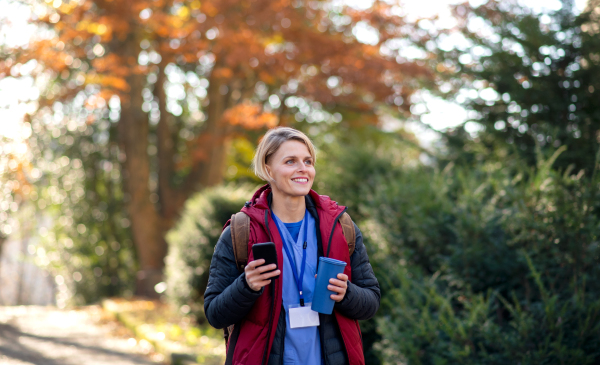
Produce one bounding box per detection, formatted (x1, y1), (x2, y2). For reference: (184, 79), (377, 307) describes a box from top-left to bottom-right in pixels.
(328, 273), (349, 302)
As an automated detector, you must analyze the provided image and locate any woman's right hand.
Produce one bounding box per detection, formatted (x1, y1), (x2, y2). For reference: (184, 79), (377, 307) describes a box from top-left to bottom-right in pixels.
(244, 259), (281, 292)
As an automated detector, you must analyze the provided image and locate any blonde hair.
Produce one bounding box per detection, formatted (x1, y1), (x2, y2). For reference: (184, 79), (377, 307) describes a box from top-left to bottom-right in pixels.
(253, 127), (317, 182)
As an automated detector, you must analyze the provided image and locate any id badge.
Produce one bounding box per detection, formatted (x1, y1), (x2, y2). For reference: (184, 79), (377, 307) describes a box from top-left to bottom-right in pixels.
(288, 303), (320, 329)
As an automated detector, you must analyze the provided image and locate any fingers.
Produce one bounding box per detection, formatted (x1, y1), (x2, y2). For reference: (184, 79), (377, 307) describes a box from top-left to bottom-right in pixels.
(246, 259), (265, 270)
(258, 263), (278, 273)
(247, 260), (277, 273)
(329, 273), (348, 287)
(329, 274), (348, 302)
(329, 278), (347, 287)
(245, 260), (280, 291)
(330, 293), (345, 302)
(247, 266), (279, 281)
(261, 268), (281, 279)
(329, 285), (345, 301)
(252, 279), (273, 289)
(246, 276), (267, 292)
(327, 283), (346, 294)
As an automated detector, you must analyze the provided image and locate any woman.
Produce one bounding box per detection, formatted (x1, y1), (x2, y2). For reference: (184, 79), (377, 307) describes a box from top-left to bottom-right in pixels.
(204, 127), (380, 365)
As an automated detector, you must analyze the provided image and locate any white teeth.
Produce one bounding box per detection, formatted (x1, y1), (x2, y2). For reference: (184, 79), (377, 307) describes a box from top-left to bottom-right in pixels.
(292, 178), (308, 182)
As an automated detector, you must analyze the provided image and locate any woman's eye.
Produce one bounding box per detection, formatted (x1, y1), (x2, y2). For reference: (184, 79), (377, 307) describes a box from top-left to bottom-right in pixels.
(305, 160), (313, 165)
(286, 160), (294, 164)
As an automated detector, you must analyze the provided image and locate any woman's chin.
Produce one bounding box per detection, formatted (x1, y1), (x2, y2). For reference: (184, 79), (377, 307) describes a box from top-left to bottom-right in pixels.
(287, 185), (312, 196)
(272, 181), (313, 197)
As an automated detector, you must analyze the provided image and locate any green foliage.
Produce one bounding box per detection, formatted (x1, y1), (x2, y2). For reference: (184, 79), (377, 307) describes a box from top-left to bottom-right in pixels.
(225, 137), (264, 184)
(316, 127), (424, 364)
(0, 137), (23, 244)
(319, 138), (600, 364)
(375, 268), (496, 365)
(28, 113), (137, 305)
(427, 1), (600, 173)
(377, 262), (600, 365)
(315, 125), (423, 222)
(165, 184), (258, 322)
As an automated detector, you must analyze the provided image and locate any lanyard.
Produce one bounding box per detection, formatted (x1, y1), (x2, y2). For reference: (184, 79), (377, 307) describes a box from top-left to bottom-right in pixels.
(272, 210), (309, 306)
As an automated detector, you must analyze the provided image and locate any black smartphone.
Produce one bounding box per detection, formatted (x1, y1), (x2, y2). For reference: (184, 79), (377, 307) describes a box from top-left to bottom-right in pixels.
(252, 242), (279, 279)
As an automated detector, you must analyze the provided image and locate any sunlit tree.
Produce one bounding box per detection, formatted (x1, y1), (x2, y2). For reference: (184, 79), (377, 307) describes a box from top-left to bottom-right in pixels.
(0, 136), (34, 267)
(1, 0), (432, 295)
(420, 0), (600, 172)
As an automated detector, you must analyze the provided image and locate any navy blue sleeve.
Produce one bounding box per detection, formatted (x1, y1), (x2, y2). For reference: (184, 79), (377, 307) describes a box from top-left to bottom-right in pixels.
(334, 224), (381, 320)
(203, 227), (264, 329)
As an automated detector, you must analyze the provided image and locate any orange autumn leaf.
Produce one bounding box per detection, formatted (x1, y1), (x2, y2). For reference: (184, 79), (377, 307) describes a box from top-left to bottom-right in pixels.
(1, 0), (436, 291)
(259, 71), (275, 85)
(223, 101), (278, 129)
(212, 67), (233, 79)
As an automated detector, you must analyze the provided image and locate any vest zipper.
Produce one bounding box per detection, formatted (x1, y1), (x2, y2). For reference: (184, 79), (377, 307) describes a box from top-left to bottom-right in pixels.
(264, 209), (274, 242)
(262, 209), (276, 365)
(326, 207), (348, 258)
(261, 204), (347, 363)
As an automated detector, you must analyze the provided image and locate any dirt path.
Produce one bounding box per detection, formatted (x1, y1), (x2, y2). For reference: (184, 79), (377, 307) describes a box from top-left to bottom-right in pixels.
(0, 306), (164, 365)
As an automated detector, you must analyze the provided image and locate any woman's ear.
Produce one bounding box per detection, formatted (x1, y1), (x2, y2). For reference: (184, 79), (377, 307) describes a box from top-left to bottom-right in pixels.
(265, 165), (274, 182)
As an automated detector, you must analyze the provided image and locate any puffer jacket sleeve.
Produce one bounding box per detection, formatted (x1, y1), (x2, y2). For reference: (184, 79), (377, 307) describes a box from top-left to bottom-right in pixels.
(203, 226), (263, 329)
(334, 223), (380, 320)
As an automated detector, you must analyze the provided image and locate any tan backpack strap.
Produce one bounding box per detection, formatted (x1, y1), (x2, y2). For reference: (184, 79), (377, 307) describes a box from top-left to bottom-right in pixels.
(339, 212), (356, 257)
(230, 212), (250, 273)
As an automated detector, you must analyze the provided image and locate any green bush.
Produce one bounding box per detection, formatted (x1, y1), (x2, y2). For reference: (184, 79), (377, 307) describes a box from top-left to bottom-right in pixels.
(29, 117), (137, 305)
(319, 139), (600, 364)
(380, 156), (600, 363)
(375, 255), (600, 365)
(165, 184), (258, 322)
(164, 131), (600, 363)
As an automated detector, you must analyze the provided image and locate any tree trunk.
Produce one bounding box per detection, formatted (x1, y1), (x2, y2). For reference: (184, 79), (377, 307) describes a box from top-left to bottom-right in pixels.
(117, 37), (166, 298)
(155, 63), (183, 226)
(176, 72), (232, 191)
(198, 65), (231, 187)
(117, 52), (244, 297)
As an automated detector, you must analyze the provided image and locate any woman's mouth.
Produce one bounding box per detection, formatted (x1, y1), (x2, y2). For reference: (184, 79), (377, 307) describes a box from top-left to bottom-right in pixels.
(291, 178), (309, 184)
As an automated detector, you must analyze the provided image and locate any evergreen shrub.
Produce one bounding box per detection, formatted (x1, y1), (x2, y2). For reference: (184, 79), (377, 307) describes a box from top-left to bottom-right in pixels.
(321, 142), (600, 364)
(165, 135), (600, 363)
(165, 184), (258, 322)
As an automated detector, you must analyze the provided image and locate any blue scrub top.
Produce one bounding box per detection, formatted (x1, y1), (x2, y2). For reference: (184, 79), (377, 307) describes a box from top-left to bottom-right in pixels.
(283, 221), (303, 242)
(273, 211), (322, 365)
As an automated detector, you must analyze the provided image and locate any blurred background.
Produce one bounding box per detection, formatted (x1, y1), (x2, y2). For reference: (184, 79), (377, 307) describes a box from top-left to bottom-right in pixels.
(1, 0), (600, 363)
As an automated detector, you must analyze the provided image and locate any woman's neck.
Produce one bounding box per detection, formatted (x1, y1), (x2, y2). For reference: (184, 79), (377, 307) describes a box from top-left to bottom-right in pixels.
(270, 189), (306, 223)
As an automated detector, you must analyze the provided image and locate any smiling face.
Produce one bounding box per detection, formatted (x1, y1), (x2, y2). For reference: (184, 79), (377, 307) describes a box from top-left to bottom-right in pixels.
(265, 140), (315, 198)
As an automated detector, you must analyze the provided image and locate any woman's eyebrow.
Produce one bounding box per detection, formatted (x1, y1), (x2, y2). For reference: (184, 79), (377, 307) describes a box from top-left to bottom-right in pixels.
(281, 155), (312, 160)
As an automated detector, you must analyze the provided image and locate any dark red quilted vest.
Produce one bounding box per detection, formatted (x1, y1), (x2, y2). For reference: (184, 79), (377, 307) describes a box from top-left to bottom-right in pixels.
(225, 185), (364, 365)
